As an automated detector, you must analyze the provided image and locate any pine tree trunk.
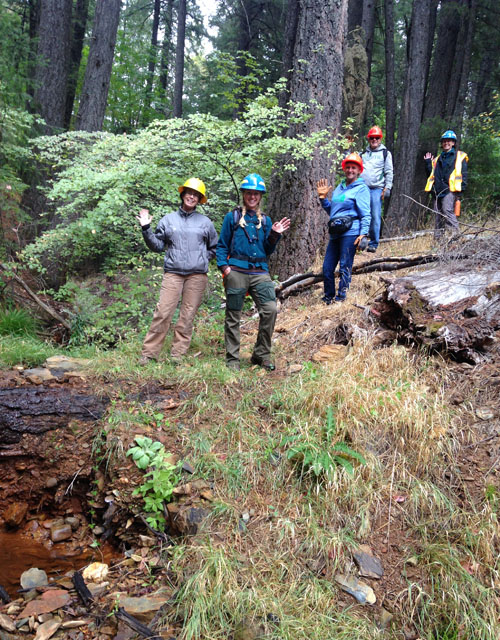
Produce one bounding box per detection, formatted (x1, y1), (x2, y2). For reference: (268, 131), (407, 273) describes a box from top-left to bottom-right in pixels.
(385, 0), (432, 235)
(384, 0), (396, 152)
(361, 0), (376, 81)
(348, 0), (363, 33)
(172, 0), (187, 118)
(159, 0), (174, 113)
(26, 0), (41, 108)
(64, 0), (90, 129)
(268, 0), (348, 280)
(142, 0), (161, 126)
(33, 0), (72, 132)
(75, 0), (121, 132)
(451, 0), (477, 130)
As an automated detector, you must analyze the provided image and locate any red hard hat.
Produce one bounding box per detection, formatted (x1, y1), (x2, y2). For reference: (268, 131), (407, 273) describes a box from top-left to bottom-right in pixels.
(341, 152), (363, 173)
(367, 126), (383, 139)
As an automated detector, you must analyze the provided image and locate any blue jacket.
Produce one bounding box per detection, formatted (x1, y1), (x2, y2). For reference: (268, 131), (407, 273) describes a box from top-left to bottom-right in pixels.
(320, 178), (371, 237)
(216, 209), (280, 272)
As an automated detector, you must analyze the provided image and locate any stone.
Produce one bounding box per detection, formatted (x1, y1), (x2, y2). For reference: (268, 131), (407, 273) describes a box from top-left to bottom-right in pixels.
(287, 364), (303, 374)
(312, 344), (347, 362)
(0, 613), (16, 632)
(82, 563), (109, 583)
(34, 619), (61, 640)
(334, 573), (376, 605)
(18, 590), (70, 618)
(3, 501), (29, 528)
(45, 478), (58, 489)
(92, 526), (105, 536)
(166, 504), (209, 535)
(379, 608), (394, 629)
(23, 368), (56, 384)
(61, 620), (90, 629)
(241, 512), (250, 524)
(50, 523), (72, 543)
(65, 517), (80, 531)
(118, 594), (167, 621)
(44, 356), (90, 378)
(353, 545), (384, 579)
(20, 568), (49, 590)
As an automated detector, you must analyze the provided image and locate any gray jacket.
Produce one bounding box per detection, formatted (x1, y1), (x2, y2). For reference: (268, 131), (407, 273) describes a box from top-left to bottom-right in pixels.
(361, 144), (394, 191)
(142, 208), (218, 275)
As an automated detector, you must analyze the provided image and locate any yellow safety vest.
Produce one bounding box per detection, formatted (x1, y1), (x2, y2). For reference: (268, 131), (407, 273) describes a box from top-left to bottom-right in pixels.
(425, 150), (468, 193)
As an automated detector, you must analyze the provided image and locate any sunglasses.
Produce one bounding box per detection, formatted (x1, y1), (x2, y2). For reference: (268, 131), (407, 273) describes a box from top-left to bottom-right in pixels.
(368, 136), (381, 140)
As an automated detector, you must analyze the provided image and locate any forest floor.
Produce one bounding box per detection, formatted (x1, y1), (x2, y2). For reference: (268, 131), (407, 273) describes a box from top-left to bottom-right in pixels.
(0, 236), (499, 640)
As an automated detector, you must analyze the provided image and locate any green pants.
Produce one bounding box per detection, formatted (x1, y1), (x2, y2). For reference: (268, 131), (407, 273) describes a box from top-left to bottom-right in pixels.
(223, 270), (277, 365)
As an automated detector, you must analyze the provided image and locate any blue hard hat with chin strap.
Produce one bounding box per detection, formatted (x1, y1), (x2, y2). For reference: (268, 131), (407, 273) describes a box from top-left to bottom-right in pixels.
(240, 173), (266, 192)
(441, 130), (457, 140)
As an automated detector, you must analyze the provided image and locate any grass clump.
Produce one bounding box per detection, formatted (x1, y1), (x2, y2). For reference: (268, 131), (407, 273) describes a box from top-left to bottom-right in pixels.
(0, 306), (38, 336)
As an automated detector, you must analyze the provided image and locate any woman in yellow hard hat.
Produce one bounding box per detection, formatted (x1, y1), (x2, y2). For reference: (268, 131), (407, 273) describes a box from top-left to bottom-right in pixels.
(136, 178), (217, 364)
(316, 154), (371, 303)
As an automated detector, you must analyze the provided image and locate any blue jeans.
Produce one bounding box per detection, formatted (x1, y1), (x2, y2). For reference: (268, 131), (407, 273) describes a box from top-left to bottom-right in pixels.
(368, 187), (383, 248)
(323, 234), (357, 300)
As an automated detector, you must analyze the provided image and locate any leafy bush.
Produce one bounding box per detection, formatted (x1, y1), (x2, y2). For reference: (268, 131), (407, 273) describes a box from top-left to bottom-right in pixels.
(22, 83), (344, 285)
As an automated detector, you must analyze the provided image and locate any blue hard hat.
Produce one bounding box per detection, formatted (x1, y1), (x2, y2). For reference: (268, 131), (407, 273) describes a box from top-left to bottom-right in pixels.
(240, 173), (266, 192)
(441, 130), (457, 140)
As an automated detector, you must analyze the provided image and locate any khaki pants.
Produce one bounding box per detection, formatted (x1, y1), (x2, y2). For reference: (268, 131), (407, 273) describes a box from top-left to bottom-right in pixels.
(142, 272), (208, 359)
(224, 270), (277, 366)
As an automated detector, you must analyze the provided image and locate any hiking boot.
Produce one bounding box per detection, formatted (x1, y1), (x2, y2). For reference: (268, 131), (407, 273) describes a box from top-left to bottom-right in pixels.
(322, 296), (333, 305)
(138, 355), (156, 365)
(366, 246), (377, 253)
(226, 360), (240, 371)
(250, 355), (275, 371)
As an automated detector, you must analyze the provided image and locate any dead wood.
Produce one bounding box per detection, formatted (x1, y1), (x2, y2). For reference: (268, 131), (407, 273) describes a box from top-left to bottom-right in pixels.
(115, 607), (163, 639)
(72, 571), (93, 607)
(0, 263), (71, 330)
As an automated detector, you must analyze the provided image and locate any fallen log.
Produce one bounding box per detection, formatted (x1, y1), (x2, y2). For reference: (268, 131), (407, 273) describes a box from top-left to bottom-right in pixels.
(373, 267), (500, 363)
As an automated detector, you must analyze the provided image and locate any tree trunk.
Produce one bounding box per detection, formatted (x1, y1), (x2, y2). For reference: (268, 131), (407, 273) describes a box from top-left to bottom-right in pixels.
(75, 0), (121, 132)
(268, 0), (348, 280)
(172, 0), (187, 118)
(451, 0), (477, 133)
(279, 0), (299, 108)
(141, 0), (161, 126)
(472, 54), (493, 116)
(384, 0), (432, 235)
(422, 0), (462, 121)
(33, 0), (72, 132)
(158, 0), (174, 113)
(347, 0), (363, 34)
(64, 0), (90, 129)
(384, 0), (396, 152)
(26, 0), (41, 108)
(361, 0), (376, 81)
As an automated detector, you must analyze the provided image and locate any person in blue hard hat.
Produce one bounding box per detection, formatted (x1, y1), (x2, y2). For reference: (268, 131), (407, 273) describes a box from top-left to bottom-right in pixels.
(424, 130), (468, 237)
(216, 173), (290, 371)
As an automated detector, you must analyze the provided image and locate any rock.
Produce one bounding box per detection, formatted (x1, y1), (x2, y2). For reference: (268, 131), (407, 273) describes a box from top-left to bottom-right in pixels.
(0, 613), (16, 632)
(92, 526), (105, 536)
(241, 512), (250, 524)
(23, 367), (56, 384)
(82, 563), (109, 583)
(334, 573), (376, 604)
(61, 620), (90, 629)
(353, 545), (384, 579)
(20, 568), (49, 590)
(166, 504), (209, 535)
(311, 344), (347, 362)
(45, 478), (58, 489)
(3, 501), (29, 528)
(50, 523), (72, 543)
(34, 619), (61, 640)
(475, 407), (496, 421)
(182, 461), (195, 474)
(65, 517), (80, 531)
(379, 608), (394, 629)
(287, 364), (303, 374)
(118, 594), (167, 621)
(43, 356), (90, 378)
(18, 590), (70, 618)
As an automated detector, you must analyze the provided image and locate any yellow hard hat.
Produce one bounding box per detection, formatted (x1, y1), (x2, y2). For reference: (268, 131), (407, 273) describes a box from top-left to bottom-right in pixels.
(178, 177), (207, 204)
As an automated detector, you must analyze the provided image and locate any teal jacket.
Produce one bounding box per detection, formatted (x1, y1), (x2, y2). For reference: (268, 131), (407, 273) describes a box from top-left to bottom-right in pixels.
(216, 208), (281, 272)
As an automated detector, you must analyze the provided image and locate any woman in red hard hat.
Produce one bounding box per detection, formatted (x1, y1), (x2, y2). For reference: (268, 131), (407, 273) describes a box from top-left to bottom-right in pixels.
(136, 178), (218, 365)
(316, 154), (371, 303)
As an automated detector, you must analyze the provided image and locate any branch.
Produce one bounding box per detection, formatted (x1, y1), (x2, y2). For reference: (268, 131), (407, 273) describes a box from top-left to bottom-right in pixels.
(0, 263), (71, 330)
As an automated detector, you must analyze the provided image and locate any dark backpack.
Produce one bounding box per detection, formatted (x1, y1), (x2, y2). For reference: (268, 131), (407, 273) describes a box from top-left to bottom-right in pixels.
(229, 207), (269, 258)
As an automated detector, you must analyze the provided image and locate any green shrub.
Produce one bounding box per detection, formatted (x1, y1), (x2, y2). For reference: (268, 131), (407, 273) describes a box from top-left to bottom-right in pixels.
(0, 306), (38, 336)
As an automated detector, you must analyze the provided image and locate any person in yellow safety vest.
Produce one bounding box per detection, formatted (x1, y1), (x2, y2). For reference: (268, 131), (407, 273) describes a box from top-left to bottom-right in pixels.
(424, 130), (468, 238)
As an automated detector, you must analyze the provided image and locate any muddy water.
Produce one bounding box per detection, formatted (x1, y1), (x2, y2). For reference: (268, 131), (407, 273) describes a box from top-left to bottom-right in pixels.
(0, 531), (117, 598)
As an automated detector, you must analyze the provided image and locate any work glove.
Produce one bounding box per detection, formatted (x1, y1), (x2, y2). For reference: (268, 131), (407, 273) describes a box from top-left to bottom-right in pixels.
(317, 179), (333, 199)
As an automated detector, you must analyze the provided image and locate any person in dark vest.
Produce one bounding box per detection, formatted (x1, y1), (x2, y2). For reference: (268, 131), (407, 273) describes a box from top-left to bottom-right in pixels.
(137, 178), (217, 365)
(424, 130), (468, 238)
(216, 173), (290, 371)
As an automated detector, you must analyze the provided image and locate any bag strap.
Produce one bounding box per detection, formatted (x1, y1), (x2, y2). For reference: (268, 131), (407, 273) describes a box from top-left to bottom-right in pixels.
(229, 208), (268, 256)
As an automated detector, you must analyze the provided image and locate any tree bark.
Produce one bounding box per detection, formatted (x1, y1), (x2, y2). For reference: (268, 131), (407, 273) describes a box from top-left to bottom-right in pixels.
(451, 0), (477, 132)
(384, 0), (432, 235)
(347, 0), (363, 34)
(423, 0), (462, 121)
(33, 0), (72, 132)
(141, 0), (161, 126)
(26, 0), (41, 108)
(361, 0), (376, 81)
(384, 0), (396, 152)
(64, 0), (90, 129)
(172, 0), (187, 118)
(471, 54), (493, 117)
(279, 0), (300, 108)
(75, 0), (121, 132)
(268, 0), (348, 280)
(159, 0), (174, 113)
